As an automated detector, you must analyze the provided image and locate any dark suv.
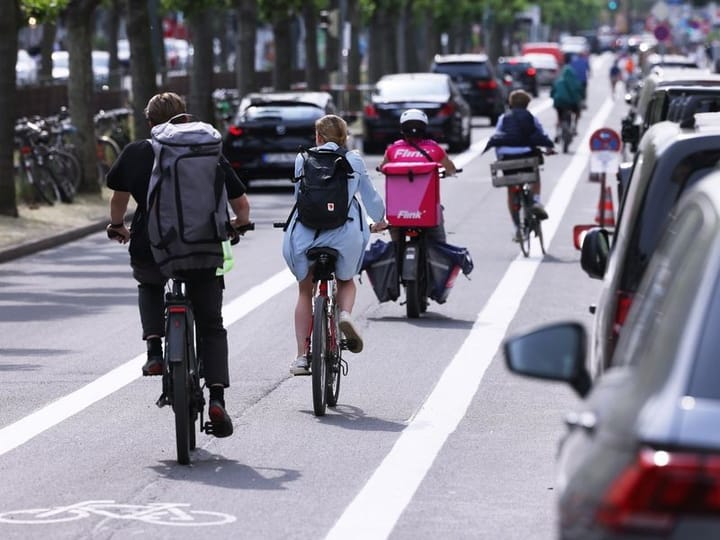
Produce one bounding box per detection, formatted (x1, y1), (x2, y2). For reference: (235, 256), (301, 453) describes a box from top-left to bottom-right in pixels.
(497, 56), (539, 97)
(581, 113), (720, 377)
(431, 53), (507, 125)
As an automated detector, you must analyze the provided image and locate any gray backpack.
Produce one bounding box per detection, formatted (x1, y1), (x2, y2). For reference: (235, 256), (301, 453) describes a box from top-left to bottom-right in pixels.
(147, 117), (229, 276)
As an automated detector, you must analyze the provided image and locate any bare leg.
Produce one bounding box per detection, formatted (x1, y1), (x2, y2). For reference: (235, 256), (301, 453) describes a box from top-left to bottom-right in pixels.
(294, 273), (315, 357)
(336, 278), (357, 314)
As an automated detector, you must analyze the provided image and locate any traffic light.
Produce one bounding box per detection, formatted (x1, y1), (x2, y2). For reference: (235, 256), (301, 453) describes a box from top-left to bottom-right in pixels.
(608, 0), (618, 10)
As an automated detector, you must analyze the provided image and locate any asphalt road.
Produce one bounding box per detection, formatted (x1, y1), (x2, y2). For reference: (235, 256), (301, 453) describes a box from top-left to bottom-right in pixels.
(0, 54), (625, 539)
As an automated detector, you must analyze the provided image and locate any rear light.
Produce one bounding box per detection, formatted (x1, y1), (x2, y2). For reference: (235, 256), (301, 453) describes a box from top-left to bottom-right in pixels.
(596, 447), (720, 534)
(364, 104), (379, 118)
(526, 67), (537, 76)
(20, 145), (32, 155)
(228, 125), (243, 137)
(612, 290), (634, 340)
(476, 79), (497, 90)
(437, 103), (456, 117)
(168, 306), (187, 314)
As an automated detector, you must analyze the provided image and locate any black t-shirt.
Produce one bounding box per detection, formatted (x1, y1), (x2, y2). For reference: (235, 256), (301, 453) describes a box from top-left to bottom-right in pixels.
(106, 139), (247, 262)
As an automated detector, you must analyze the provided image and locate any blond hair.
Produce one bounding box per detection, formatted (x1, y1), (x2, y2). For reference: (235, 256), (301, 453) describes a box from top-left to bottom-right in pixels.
(315, 114), (348, 147)
(144, 92), (187, 126)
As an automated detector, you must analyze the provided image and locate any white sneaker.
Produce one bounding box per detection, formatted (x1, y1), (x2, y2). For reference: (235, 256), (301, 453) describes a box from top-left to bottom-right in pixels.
(289, 355), (310, 376)
(339, 311), (363, 353)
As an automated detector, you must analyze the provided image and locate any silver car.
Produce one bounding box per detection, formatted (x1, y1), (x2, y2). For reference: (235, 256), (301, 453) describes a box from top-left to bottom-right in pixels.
(505, 173), (720, 538)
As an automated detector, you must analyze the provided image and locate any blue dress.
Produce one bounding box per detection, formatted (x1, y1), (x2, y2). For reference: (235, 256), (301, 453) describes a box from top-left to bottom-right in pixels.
(282, 142), (386, 281)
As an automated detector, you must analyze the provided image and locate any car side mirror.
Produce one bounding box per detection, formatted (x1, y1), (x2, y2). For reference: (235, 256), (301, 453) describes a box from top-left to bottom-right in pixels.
(504, 322), (591, 397)
(580, 228), (610, 279)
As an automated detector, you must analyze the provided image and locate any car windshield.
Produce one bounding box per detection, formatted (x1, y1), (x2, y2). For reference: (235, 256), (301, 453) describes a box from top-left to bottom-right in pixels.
(241, 104), (324, 122)
(434, 63), (490, 78)
(376, 77), (449, 99)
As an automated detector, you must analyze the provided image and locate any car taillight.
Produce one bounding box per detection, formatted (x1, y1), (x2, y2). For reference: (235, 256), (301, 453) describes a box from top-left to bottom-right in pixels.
(596, 448), (720, 534)
(437, 103), (456, 117)
(228, 125), (243, 137)
(364, 104), (379, 118)
(476, 79), (497, 90)
(612, 290), (634, 340)
(526, 67), (537, 76)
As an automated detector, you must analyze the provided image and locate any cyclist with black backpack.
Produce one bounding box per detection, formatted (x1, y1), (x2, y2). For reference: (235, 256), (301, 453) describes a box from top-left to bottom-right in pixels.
(283, 114), (387, 375)
(106, 92), (251, 438)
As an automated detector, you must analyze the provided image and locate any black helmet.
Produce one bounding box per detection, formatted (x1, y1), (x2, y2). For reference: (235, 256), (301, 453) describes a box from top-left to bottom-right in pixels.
(400, 108), (428, 137)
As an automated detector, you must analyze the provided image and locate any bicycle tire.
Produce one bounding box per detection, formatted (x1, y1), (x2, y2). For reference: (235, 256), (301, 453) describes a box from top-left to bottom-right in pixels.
(28, 162), (60, 205)
(536, 219), (546, 255)
(406, 278), (421, 318)
(96, 136), (121, 186)
(519, 206), (531, 257)
(311, 295), (329, 416)
(326, 303), (341, 407)
(46, 150), (78, 203)
(167, 311), (192, 465)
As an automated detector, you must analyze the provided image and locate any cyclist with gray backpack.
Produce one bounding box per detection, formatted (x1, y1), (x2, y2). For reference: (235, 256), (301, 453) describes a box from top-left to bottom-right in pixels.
(106, 92), (251, 438)
(283, 114), (387, 375)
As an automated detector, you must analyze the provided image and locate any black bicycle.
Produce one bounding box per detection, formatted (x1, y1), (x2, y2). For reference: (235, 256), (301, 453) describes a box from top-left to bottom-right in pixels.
(491, 156), (546, 257)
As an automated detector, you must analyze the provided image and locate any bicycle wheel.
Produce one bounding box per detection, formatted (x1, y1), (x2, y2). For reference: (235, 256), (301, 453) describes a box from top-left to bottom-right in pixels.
(519, 206), (531, 257)
(311, 295), (329, 416)
(326, 304), (341, 407)
(28, 162), (60, 205)
(167, 313), (192, 465)
(535, 219), (546, 255)
(96, 136), (121, 186)
(406, 279), (421, 318)
(46, 150), (78, 203)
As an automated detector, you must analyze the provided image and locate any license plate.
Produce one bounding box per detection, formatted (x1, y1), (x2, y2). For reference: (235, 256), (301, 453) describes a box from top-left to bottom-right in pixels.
(458, 82), (471, 91)
(263, 153), (296, 164)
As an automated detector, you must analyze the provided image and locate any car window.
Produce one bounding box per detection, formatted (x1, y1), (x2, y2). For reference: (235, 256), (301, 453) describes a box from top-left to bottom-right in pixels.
(434, 63), (490, 79)
(688, 247), (720, 400)
(617, 204), (706, 388)
(240, 104), (324, 122)
(623, 150), (720, 292)
(376, 77), (450, 99)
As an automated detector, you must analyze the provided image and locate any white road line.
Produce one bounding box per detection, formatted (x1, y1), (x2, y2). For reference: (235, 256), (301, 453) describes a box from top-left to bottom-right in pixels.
(325, 97), (615, 540)
(0, 269), (296, 457)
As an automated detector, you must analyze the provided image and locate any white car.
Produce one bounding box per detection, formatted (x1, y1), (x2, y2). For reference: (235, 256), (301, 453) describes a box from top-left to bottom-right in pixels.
(523, 52), (559, 86)
(16, 49), (37, 86)
(52, 50), (111, 86)
(51, 50), (70, 82)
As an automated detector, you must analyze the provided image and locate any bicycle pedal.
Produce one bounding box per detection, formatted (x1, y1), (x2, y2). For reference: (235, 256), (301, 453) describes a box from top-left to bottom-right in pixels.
(155, 392), (170, 408)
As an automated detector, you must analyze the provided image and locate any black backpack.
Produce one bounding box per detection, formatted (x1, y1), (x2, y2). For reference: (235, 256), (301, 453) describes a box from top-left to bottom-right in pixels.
(294, 146), (354, 231)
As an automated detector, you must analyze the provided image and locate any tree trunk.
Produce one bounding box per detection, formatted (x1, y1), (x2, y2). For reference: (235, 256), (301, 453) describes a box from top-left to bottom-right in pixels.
(346, 0), (362, 114)
(302, 0), (320, 90)
(106, 0), (121, 89)
(235, 0), (258, 95)
(367, 8), (383, 83)
(402, 1), (419, 73)
(0, 0), (19, 217)
(188, 10), (215, 124)
(272, 11), (293, 91)
(39, 22), (57, 85)
(66, 0), (102, 194)
(126, 0), (157, 139)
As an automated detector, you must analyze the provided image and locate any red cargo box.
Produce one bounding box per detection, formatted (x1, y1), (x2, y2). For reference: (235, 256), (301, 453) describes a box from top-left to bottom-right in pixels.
(382, 161), (440, 227)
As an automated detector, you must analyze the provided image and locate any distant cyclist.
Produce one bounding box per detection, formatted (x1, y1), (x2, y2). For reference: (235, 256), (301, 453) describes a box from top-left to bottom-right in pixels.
(483, 90), (555, 241)
(550, 65), (583, 140)
(378, 108), (458, 243)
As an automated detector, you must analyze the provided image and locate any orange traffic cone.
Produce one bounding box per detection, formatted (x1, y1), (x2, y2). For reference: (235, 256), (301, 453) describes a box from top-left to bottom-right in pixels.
(595, 185), (616, 227)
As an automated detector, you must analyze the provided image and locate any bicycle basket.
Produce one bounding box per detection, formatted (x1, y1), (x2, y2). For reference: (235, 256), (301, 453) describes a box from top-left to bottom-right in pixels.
(490, 157), (540, 187)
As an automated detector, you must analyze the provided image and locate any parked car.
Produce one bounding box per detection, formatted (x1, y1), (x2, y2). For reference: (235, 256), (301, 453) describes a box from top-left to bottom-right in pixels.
(431, 53), (506, 125)
(581, 113), (720, 377)
(222, 91), (336, 185)
(362, 72), (472, 154)
(506, 173), (720, 539)
(641, 52), (701, 76)
(621, 68), (720, 152)
(523, 52), (559, 86)
(16, 49), (37, 86)
(497, 56), (538, 97)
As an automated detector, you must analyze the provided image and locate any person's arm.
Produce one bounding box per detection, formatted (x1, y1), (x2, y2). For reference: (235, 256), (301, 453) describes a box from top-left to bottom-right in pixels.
(440, 153), (457, 176)
(229, 194), (251, 227)
(107, 190), (131, 243)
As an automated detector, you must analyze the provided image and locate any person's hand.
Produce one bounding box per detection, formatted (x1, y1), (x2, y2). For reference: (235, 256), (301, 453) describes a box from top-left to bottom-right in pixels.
(106, 223), (130, 244)
(545, 147), (557, 155)
(370, 219), (389, 233)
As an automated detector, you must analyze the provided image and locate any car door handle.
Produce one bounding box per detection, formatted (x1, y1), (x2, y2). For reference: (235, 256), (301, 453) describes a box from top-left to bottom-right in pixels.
(564, 410), (597, 433)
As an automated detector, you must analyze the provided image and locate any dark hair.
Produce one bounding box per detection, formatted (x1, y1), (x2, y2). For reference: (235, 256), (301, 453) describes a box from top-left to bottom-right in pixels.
(508, 89), (532, 109)
(144, 92), (187, 126)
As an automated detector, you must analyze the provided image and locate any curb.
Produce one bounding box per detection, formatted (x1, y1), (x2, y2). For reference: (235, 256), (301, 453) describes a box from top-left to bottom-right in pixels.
(0, 219), (109, 264)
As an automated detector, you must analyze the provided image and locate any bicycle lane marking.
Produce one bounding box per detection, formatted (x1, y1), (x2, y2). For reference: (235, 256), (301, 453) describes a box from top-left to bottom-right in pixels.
(325, 97), (615, 540)
(0, 269), (296, 458)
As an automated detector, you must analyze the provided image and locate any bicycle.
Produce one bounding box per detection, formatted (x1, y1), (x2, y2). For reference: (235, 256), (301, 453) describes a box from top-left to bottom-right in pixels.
(559, 108), (575, 153)
(273, 223), (350, 417)
(490, 155), (546, 257)
(108, 222), (253, 465)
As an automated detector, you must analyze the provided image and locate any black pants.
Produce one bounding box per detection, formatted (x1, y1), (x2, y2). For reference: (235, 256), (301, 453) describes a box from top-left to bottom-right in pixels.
(132, 260), (229, 387)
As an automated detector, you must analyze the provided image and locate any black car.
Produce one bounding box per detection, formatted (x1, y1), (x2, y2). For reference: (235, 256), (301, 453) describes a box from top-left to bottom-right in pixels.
(506, 174), (720, 539)
(497, 56), (539, 97)
(362, 72), (472, 155)
(581, 114), (720, 377)
(431, 53), (507, 125)
(222, 91), (337, 185)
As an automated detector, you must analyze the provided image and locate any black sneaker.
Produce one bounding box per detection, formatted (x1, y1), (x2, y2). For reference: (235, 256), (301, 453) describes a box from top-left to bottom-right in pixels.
(142, 354), (163, 376)
(205, 399), (233, 438)
(531, 203), (549, 220)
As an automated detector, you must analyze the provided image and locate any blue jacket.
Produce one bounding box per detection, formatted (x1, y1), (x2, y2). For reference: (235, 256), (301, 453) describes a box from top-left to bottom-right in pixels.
(482, 108), (554, 155)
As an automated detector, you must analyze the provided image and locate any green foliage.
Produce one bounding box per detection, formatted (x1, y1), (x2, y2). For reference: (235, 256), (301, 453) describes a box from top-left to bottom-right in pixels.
(20, 0), (69, 22)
